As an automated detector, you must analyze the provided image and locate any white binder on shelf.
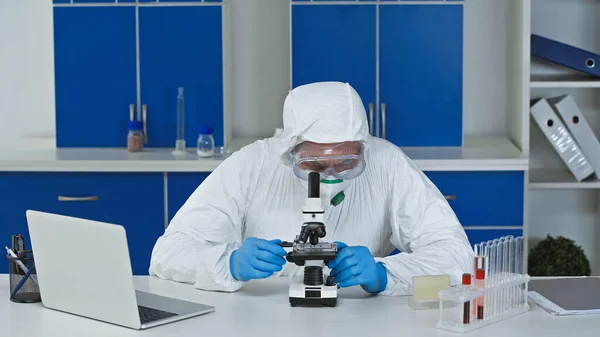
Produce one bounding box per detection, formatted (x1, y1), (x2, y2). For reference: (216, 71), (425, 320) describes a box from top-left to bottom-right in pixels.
(548, 94), (600, 179)
(530, 98), (595, 182)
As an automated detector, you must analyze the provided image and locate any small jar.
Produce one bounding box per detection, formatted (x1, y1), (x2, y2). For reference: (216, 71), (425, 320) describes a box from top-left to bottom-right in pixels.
(127, 121), (144, 152)
(197, 126), (215, 158)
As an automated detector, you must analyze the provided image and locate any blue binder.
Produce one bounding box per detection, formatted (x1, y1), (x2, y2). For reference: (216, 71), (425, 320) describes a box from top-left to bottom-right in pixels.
(531, 34), (600, 77)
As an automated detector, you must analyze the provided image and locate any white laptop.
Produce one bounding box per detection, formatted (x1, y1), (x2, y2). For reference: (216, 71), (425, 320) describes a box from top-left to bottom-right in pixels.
(25, 210), (215, 330)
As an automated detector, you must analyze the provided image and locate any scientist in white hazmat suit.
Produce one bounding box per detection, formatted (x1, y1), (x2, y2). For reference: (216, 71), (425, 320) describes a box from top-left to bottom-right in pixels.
(149, 81), (474, 295)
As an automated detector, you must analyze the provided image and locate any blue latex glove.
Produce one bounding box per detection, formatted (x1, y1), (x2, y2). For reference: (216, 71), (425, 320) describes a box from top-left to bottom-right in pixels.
(327, 241), (387, 294)
(230, 237), (287, 282)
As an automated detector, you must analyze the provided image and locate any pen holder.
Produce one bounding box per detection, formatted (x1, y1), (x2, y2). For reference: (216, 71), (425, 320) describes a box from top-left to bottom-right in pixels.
(436, 273), (530, 333)
(8, 250), (41, 303)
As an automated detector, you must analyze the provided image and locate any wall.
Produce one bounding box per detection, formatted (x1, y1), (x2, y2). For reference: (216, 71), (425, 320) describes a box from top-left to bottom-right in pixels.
(0, 0), (56, 150)
(0, 0), (517, 146)
(231, 0), (290, 139)
(0, 0), (290, 149)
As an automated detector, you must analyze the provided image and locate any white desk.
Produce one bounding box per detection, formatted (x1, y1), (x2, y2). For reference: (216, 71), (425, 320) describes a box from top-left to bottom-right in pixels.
(2, 275), (599, 337)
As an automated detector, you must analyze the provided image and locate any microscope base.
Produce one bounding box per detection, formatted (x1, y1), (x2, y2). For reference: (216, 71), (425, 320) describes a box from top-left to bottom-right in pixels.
(288, 284), (338, 307)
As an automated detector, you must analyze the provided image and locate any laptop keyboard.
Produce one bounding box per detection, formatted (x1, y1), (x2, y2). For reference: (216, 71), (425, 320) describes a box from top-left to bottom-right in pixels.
(138, 305), (178, 324)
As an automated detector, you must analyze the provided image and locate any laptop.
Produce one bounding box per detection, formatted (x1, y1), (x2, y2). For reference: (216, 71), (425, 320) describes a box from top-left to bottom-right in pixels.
(25, 210), (215, 330)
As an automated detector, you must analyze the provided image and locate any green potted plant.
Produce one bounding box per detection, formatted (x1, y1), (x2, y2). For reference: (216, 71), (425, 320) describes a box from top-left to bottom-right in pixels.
(528, 235), (591, 276)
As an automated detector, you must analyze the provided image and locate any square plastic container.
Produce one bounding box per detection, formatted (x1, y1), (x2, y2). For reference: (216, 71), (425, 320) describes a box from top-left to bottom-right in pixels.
(437, 273), (530, 333)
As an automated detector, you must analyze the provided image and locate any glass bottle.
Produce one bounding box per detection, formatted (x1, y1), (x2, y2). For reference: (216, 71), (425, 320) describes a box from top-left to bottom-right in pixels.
(197, 126), (215, 158)
(127, 121), (144, 152)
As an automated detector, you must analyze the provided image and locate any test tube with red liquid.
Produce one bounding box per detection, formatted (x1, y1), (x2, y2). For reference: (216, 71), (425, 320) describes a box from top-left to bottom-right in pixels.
(475, 256), (486, 320)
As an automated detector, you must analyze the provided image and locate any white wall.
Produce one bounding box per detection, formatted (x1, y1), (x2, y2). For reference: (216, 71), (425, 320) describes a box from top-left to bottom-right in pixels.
(0, 0), (290, 149)
(231, 0), (290, 139)
(0, 0), (56, 150)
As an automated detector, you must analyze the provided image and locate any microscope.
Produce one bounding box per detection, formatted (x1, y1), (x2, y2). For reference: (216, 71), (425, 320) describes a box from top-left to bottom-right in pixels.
(282, 171), (339, 307)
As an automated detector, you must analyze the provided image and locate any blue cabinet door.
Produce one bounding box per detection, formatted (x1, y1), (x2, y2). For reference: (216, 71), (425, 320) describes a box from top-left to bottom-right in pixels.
(53, 6), (137, 147)
(0, 173), (164, 275)
(379, 4), (463, 146)
(139, 6), (224, 148)
(291, 4), (377, 128)
(425, 171), (525, 227)
(167, 173), (210, 222)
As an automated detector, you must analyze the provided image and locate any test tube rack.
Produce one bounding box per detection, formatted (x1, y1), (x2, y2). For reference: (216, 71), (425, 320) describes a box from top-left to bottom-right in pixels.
(436, 273), (530, 333)
(437, 235), (529, 333)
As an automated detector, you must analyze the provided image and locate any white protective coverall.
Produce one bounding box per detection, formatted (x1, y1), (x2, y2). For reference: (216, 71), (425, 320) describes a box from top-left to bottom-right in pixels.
(149, 81), (474, 295)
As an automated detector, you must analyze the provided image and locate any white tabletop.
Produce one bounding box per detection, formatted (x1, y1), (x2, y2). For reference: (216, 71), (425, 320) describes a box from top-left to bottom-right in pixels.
(2, 275), (599, 337)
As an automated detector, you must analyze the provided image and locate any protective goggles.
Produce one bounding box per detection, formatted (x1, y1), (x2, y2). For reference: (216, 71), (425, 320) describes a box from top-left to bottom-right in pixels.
(291, 141), (366, 181)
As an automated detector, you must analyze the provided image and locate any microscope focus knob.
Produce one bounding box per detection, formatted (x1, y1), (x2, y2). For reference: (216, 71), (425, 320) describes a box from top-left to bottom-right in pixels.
(317, 227), (326, 238)
(325, 275), (335, 287)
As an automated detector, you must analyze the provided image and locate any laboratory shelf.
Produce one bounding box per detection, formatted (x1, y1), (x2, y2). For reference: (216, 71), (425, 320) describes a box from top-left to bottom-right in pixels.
(0, 136), (528, 172)
(402, 137), (528, 171)
(530, 75), (600, 88)
(528, 169), (600, 189)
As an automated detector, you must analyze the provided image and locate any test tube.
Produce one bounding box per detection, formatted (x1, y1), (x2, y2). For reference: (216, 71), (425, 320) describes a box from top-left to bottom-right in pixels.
(515, 236), (524, 308)
(502, 238), (510, 313)
(507, 237), (515, 309)
(487, 242), (496, 320)
(474, 256), (485, 320)
(496, 238), (504, 315)
(483, 243), (490, 320)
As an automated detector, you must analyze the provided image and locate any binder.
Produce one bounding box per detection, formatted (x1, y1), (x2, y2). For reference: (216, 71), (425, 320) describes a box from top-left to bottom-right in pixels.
(548, 95), (600, 177)
(530, 98), (594, 182)
(531, 34), (600, 77)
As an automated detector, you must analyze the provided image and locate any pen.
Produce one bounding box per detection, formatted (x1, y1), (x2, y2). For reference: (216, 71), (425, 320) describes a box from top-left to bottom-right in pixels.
(11, 267), (35, 297)
(5, 246), (39, 286)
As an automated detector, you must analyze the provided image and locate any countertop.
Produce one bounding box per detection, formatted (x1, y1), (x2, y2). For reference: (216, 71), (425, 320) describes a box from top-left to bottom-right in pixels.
(1, 275), (599, 337)
(0, 136), (528, 172)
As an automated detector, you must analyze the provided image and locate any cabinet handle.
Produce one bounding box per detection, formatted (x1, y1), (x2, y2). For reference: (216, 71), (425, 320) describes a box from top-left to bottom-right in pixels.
(369, 103), (374, 135)
(445, 194), (457, 201)
(376, 102), (380, 138)
(381, 103), (387, 139)
(58, 196), (99, 202)
(129, 103), (135, 122)
(142, 104), (148, 144)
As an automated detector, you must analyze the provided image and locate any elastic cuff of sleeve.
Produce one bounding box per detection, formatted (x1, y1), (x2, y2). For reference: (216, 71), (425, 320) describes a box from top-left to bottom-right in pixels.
(195, 241), (244, 292)
(374, 257), (397, 296)
(377, 262), (387, 292)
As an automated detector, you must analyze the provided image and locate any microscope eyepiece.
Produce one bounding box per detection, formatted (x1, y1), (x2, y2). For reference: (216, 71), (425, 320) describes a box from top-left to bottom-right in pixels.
(308, 171), (320, 198)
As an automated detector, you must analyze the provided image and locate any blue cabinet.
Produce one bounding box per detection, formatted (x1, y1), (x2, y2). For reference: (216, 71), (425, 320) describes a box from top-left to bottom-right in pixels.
(291, 4), (377, 124)
(0, 173), (164, 275)
(379, 4), (463, 146)
(53, 6), (137, 147)
(53, 3), (226, 148)
(166, 173), (210, 221)
(290, 2), (463, 146)
(425, 171), (525, 227)
(139, 6), (224, 148)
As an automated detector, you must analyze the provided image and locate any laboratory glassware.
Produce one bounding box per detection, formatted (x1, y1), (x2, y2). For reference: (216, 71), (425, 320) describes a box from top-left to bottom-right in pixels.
(197, 126), (215, 158)
(172, 87), (187, 156)
(437, 235), (529, 334)
(127, 121), (144, 153)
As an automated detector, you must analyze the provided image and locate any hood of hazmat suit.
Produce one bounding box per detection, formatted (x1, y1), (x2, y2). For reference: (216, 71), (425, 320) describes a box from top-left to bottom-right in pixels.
(149, 81), (474, 295)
